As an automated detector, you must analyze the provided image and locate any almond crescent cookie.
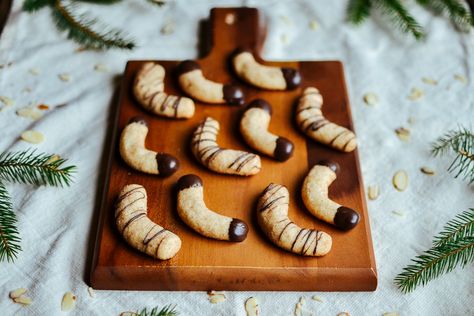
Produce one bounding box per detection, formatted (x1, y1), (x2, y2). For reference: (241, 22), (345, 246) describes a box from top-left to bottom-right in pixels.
(296, 87), (357, 152)
(232, 49), (301, 90)
(240, 99), (294, 161)
(257, 183), (332, 256)
(191, 117), (261, 176)
(119, 117), (179, 176)
(177, 174), (248, 242)
(133, 62), (195, 119)
(116, 184), (181, 260)
(302, 160), (360, 230)
(177, 60), (244, 105)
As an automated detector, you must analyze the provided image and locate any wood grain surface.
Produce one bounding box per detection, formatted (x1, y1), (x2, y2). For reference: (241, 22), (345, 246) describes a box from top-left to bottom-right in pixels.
(90, 7), (377, 291)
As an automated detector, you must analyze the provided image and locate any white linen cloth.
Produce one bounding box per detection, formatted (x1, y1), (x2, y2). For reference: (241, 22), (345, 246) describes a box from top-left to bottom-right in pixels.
(0, 0), (473, 315)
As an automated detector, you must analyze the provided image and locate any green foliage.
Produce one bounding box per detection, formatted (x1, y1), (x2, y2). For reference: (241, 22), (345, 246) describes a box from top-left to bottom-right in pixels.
(23, 0), (54, 12)
(431, 126), (474, 183)
(0, 182), (21, 262)
(347, 0), (372, 24)
(137, 305), (178, 316)
(376, 0), (425, 39)
(395, 209), (474, 293)
(417, 0), (474, 29)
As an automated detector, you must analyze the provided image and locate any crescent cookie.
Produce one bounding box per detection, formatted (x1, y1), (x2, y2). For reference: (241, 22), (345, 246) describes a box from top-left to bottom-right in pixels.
(240, 99), (294, 161)
(191, 117), (261, 176)
(119, 117), (179, 176)
(116, 184), (181, 260)
(302, 161), (360, 230)
(232, 49), (301, 90)
(257, 183), (332, 257)
(177, 60), (244, 105)
(133, 62), (195, 119)
(296, 87), (357, 152)
(177, 174), (249, 242)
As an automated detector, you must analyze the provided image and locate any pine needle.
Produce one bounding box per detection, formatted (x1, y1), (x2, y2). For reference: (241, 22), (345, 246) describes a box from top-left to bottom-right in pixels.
(417, 0), (474, 29)
(0, 149), (76, 187)
(431, 126), (474, 183)
(0, 182), (21, 262)
(376, 0), (425, 39)
(137, 305), (178, 316)
(146, 0), (166, 7)
(433, 209), (474, 247)
(347, 0), (372, 24)
(23, 0), (54, 12)
(52, 0), (135, 50)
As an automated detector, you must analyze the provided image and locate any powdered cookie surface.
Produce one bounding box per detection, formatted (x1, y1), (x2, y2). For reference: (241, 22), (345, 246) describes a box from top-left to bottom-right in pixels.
(191, 117), (261, 176)
(296, 87), (357, 152)
(177, 174), (248, 241)
(257, 183), (332, 256)
(133, 62), (194, 118)
(116, 184), (181, 260)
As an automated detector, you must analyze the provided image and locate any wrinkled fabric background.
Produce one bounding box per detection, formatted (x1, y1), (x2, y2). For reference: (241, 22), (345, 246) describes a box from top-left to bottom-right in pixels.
(0, 0), (473, 315)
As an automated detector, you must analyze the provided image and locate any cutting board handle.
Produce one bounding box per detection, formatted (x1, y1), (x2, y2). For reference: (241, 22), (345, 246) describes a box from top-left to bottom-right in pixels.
(202, 7), (266, 60)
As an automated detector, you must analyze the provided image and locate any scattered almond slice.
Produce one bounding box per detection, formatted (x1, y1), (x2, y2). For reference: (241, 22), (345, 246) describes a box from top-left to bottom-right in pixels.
(9, 288), (27, 299)
(294, 301), (302, 316)
(311, 295), (322, 302)
(58, 73), (71, 82)
(393, 170), (408, 191)
(0, 96), (15, 107)
(94, 64), (109, 73)
(22, 87), (32, 93)
(16, 106), (43, 120)
(13, 296), (32, 306)
(120, 312), (138, 316)
(29, 68), (40, 76)
(309, 20), (319, 30)
(454, 74), (467, 84)
(87, 287), (95, 298)
(21, 130), (44, 144)
(279, 15), (292, 26)
(407, 87), (424, 101)
(392, 210), (405, 217)
(407, 116), (416, 125)
(161, 21), (175, 35)
(245, 297), (259, 316)
(420, 166), (435, 175)
(363, 92), (378, 106)
(61, 292), (76, 312)
(225, 13), (235, 25)
(337, 313), (350, 316)
(208, 291), (226, 304)
(421, 77), (437, 85)
(383, 312), (400, 316)
(395, 127), (410, 142)
(368, 185), (379, 200)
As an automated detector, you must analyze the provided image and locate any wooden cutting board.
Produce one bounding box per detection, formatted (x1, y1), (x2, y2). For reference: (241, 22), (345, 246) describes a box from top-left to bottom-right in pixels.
(90, 7), (377, 291)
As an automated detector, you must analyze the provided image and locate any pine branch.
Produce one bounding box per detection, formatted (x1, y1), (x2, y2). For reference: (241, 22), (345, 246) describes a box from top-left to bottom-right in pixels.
(52, 0), (135, 50)
(0, 150), (76, 187)
(146, 0), (166, 7)
(137, 305), (178, 316)
(0, 182), (21, 262)
(431, 126), (474, 183)
(376, 0), (425, 39)
(23, 0), (54, 12)
(347, 0), (373, 24)
(433, 209), (474, 247)
(417, 0), (474, 29)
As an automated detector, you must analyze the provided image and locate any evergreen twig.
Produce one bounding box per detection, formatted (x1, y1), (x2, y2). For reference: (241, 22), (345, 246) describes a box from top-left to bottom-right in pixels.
(23, 0), (54, 12)
(431, 126), (474, 183)
(0, 182), (21, 262)
(395, 209), (474, 293)
(417, 0), (474, 29)
(347, 0), (373, 24)
(0, 150), (76, 187)
(137, 305), (178, 316)
(376, 0), (425, 39)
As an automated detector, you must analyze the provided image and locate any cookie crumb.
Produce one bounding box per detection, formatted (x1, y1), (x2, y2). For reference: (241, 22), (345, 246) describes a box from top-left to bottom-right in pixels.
(393, 170), (408, 191)
(311, 295), (323, 302)
(61, 292), (76, 312)
(21, 130), (44, 144)
(363, 92), (378, 106)
(407, 87), (424, 101)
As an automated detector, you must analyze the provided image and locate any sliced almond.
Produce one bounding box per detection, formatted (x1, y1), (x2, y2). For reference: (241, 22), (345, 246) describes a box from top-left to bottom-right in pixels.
(120, 312), (138, 316)
(94, 64), (109, 73)
(368, 185), (379, 200)
(311, 295), (323, 302)
(13, 296), (32, 306)
(383, 313), (400, 316)
(454, 74), (467, 84)
(420, 166), (435, 175)
(337, 313), (350, 316)
(421, 77), (437, 85)
(61, 291), (76, 312)
(22, 87), (32, 93)
(58, 73), (71, 82)
(245, 297), (259, 316)
(407, 116), (416, 125)
(279, 15), (292, 26)
(309, 20), (319, 30)
(392, 210), (405, 217)
(225, 13), (235, 25)
(16, 106), (43, 120)
(298, 296), (306, 305)
(407, 87), (424, 101)
(0, 96), (15, 106)
(208, 291), (226, 304)
(363, 92), (378, 106)
(9, 288), (27, 299)
(395, 127), (410, 142)
(87, 287), (95, 298)
(393, 170), (408, 191)
(160, 21), (175, 35)
(21, 130), (44, 144)
(294, 302), (302, 316)
(29, 68), (40, 76)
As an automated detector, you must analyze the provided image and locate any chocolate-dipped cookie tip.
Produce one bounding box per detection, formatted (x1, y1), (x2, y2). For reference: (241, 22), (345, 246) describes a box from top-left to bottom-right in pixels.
(281, 67), (301, 90)
(177, 60), (201, 76)
(177, 174), (203, 191)
(156, 153), (179, 177)
(274, 137), (294, 162)
(334, 206), (360, 231)
(223, 84), (245, 105)
(317, 160), (340, 174)
(247, 99), (272, 115)
(229, 218), (249, 242)
(128, 116), (148, 126)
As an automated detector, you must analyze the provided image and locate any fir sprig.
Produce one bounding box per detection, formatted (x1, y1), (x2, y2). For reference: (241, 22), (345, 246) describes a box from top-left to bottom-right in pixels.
(395, 209), (474, 293)
(0, 182), (21, 262)
(136, 305), (178, 316)
(347, 0), (372, 24)
(431, 126), (474, 183)
(376, 0), (425, 39)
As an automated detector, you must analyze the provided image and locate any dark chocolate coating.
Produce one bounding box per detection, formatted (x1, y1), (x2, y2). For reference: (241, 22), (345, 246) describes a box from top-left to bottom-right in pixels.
(233, 47), (252, 56)
(281, 67), (301, 90)
(156, 153), (179, 177)
(177, 174), (203, 191)
(247, 99), (272, 115)
(317, 160), (340, 174)
(223, 84), (245, 106)
(129, 116), (148, 127)
(274, 137), (294, 162)
(228, 218), (248, 242)
(334, 206), (360, 231)
(177, 60), (201, 76)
